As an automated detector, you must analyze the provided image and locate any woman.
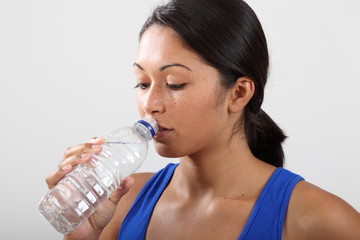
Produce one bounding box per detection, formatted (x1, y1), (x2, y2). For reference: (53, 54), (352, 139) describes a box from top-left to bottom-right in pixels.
(46, 0), (360, 239)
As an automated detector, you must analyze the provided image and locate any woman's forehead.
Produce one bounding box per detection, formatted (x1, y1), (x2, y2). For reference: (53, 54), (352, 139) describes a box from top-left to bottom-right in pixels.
(136, 25), (204, 67)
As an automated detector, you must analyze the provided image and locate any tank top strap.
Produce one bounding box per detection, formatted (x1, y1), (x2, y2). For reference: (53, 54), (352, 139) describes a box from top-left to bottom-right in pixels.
(118, 163), (178, 240)
(238, 167), (304, 240)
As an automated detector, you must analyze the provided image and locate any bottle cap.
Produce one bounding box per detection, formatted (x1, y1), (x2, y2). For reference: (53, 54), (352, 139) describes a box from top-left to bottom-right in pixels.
(135, 117), (158, 139)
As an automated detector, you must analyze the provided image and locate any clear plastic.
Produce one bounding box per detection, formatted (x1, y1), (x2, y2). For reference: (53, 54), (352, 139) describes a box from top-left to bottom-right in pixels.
(38, 117), (158, 234)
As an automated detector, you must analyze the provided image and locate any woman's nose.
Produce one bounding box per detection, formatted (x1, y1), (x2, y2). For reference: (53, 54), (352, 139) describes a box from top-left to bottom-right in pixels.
(143, 86), (165, 115)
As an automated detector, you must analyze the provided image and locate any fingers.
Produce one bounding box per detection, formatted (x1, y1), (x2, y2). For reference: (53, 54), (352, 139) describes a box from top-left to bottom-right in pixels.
(63, 137), (105, 159)
(45, 164), (74, 189)
(108, 177), (134, 205)
(58, 153), (92, 170)
(60, 137), (105, 169)
(45, 137), (106, 190)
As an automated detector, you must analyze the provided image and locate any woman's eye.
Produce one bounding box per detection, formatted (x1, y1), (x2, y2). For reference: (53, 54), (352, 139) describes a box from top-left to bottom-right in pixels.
(134, 83), (150, 89)
(167, 83), (186, 90)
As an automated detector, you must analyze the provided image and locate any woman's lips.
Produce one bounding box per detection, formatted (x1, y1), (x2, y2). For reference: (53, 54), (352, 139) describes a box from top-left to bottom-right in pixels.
(154, 126), (173, 139)
(157, 125), (170, 132)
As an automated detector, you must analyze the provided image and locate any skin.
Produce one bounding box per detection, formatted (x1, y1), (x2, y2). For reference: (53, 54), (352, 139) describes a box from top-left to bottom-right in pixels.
(46, 24), (360, 240)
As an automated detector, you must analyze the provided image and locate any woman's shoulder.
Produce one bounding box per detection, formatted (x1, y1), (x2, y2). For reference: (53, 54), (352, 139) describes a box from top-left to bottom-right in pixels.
(284, 180), (360, 240)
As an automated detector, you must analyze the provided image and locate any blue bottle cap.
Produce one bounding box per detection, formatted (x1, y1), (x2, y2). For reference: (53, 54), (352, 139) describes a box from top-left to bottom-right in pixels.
(136, 117), (158, 138)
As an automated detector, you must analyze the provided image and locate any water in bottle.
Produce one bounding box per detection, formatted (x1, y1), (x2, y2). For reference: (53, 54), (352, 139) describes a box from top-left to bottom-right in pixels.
(38, 117), (158, 234)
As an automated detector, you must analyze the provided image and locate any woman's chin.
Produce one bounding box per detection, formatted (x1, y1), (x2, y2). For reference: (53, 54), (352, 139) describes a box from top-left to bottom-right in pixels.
(153, 142), (185, 159)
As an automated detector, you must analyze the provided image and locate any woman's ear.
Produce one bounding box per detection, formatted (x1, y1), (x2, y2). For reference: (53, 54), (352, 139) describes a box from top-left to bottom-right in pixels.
(228, 77), (255, 113)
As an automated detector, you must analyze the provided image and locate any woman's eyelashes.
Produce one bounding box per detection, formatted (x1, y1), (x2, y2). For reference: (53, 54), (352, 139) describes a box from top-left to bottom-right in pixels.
(167, 83), (186, 90)
(134, 83), (150, 89)
(134, 83), (186, 90)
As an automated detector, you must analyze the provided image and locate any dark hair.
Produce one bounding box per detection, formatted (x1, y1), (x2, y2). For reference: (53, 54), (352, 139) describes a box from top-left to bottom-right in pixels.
(139, 0), (286, 167)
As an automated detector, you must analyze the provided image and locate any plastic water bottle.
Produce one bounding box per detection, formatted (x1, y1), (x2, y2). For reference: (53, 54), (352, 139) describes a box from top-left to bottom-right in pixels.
(38, 117), (158, 234)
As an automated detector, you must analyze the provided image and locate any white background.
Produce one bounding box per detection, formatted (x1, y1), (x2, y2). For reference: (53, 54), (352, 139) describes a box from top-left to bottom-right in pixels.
(0, 0), (359, 239)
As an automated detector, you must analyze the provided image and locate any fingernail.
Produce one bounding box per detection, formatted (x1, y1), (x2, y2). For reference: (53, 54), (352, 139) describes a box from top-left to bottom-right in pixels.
(89, 138), (97, 143)
(91, 145), (100, 149)
(62, 164), (72, 171)
(81, 153), (89, 158)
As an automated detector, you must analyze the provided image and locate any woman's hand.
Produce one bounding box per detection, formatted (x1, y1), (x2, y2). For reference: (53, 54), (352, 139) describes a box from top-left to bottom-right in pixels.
(45, 137), (134, 240)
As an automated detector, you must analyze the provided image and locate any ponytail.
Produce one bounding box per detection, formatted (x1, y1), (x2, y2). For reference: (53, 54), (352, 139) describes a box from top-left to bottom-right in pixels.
(244, 109), (286, 167)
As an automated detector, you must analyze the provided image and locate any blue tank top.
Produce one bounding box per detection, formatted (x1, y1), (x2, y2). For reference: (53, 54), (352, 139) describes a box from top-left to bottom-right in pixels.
(118, 163), (304, 240)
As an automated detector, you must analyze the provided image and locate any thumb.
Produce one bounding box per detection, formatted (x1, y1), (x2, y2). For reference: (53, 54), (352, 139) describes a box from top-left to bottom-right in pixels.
(108, 177), (134, 205)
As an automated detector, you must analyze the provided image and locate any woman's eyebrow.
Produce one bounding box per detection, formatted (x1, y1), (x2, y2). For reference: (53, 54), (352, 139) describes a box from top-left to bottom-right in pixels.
(133, 62), (144, 71)
(133, 62), (192, 72)
(159, 63), (192, 72)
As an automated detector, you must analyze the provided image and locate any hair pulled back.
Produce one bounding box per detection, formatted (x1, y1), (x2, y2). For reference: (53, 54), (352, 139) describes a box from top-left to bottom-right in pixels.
(139, 0), (286, 167)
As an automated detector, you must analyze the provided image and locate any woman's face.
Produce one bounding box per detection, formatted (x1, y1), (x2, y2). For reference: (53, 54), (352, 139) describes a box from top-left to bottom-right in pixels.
(134, 24), (233, 158)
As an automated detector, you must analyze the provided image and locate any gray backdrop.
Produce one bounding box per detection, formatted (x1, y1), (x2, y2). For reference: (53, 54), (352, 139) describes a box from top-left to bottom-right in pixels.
(1, 0), (359, 239)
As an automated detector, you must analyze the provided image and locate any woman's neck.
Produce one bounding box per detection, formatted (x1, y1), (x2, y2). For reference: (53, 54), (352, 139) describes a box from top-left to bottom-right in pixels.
(174, 135), (275, 200)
